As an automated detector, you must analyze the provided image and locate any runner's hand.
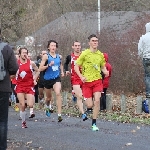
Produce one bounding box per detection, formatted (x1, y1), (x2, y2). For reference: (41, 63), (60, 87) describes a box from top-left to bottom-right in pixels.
(104, 70), (109, 77)
(61, 72), (65, 77)
(34, 80), (37, 85)
(80, 76), (86, 83)
(49, 61), (54, 66)
(65, 71), (70, 76)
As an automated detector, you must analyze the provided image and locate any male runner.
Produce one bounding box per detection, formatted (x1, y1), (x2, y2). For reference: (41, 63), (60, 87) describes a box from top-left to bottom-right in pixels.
(75, 34), (109, 131)
(64, 41), (88, 121)
(15, 48), (39, 128)
(36, 50), (54, 110)
(39, 40), (64, 122)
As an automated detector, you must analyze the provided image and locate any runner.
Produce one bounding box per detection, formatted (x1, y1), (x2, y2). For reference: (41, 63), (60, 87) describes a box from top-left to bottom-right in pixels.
(39, 40), (64, 122)
(75, 34), (109, 131)
(64, 41), (88, 121)
(28, 53), (39, 104)
(11, 46), (20, 112)
(15, 47), (39, 128)
(36, 51), (55, 110)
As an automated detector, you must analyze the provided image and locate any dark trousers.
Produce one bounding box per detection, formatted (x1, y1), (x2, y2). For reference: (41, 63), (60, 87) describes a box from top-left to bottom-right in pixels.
(143, 58), (150, 97)
(100, 88), (107, 110)
(0, 92), (9, 150)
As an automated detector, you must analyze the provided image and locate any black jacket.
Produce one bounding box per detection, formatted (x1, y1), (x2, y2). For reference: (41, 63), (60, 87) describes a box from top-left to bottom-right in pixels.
(0, 40), (18, 92)
(64, 55), (71, 71)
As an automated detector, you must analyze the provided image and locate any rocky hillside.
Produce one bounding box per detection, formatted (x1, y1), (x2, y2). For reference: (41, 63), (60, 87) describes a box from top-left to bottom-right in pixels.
(1, 0), (150, 43)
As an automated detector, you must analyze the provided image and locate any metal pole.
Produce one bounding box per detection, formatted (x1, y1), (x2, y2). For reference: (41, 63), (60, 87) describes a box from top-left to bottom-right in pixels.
(98, 0), (101, 34)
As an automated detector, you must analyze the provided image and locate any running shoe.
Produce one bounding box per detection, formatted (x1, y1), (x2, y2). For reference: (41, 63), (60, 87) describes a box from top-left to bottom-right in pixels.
(22, 121), (27, 128)
(29, 113), (35, 118)
(58, 116), (63, 122)
(45, 108), (51, 117)
(72, 95), (77, 102)
(82, 114), (88, 121)
(85, 109), (93, 115)
(92, 124), (99, 131)
(14, 105), (19, 112)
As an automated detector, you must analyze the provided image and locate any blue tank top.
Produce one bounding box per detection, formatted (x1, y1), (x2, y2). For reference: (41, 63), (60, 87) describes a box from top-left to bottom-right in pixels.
(44, 53), (61, 80)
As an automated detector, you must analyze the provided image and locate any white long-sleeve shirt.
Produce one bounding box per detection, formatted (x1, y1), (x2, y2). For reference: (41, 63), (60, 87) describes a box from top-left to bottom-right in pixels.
(138, 32), (150, 59)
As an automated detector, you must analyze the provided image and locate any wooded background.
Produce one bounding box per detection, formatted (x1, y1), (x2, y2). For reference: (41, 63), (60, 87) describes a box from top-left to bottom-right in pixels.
(1, 0), (150, 94)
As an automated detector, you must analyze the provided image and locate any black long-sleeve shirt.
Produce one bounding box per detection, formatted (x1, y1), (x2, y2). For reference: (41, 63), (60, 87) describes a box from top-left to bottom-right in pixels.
(35, 58), (44, 81)
(64, 55), (71, 71)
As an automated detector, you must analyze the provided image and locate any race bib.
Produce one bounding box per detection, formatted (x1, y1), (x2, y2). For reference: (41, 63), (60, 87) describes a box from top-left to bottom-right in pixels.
(20, 71), (27, 79)
(52, 65), (58, 71)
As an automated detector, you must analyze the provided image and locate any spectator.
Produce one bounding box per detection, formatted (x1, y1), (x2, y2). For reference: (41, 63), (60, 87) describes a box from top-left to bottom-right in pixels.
(100, 53), (112, 111)
(138, 22), (150, 98)
(0, 28), (18, 150)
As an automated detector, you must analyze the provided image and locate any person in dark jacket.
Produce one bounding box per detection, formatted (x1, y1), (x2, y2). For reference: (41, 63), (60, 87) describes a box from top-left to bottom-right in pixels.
(0, 28), (18, 150)
(100, 53), (112, 110)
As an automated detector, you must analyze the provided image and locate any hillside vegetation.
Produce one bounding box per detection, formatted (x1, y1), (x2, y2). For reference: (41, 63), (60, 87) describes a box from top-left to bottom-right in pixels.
(1, 0), (150, 42)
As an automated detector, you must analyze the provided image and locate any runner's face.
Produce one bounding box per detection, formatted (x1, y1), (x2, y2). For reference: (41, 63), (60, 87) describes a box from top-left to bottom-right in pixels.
(40, 51), (47, 58)
(72, 42), (81, 53)
(89, 37), (98, 49)
(41, 51), (47, 55)
(28, 53), (32, 60)
(48, 42), (57, 53)
(20, 49), (28, 60)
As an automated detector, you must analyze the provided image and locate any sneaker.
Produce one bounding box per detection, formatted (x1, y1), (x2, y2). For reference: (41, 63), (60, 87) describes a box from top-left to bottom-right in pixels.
(82, 114), (88, 121)
(85, 109), (93, 115)
(92, 124), (99, 131)
(29, 113), (35, 118)
(22, 121), (27, 128)
(58, 116), (63, 122)
(14, 105), (19, 112)
(72, 95), (77, 102)
(46, 108), (51, 117)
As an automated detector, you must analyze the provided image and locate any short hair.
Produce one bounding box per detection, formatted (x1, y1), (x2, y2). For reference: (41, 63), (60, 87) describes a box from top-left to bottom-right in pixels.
(47, 40), (58, 48)
(72, 40), (80, 46)
(18, 47), (28, 55)
(88, 34), (98, 41)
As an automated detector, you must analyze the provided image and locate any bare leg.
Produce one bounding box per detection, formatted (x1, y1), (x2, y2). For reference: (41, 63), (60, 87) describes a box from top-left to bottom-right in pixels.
(26, 94), (35, 118)
(53, 82), (61, 114)
(73, 85), (84, 114)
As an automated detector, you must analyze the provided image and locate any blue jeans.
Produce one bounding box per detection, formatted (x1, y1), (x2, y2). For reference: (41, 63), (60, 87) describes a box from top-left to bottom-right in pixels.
(143, 58), (150, 97)
(0, 92), (9, 150)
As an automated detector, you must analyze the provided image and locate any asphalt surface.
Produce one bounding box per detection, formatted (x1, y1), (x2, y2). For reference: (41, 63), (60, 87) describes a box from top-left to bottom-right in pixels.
(7, 107), (150, 150)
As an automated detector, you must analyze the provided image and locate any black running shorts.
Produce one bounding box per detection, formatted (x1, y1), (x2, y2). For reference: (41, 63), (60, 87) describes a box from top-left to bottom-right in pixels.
(44, 77), (61, 89)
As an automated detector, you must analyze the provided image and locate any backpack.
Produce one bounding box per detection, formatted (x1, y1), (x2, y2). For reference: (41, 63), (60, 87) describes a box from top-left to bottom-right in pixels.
(142, 99), (149, 113)
(0, 42), (7, 81)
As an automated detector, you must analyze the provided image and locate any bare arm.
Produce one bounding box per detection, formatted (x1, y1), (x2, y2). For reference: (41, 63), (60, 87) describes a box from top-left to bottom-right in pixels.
(39, 54), (48, 71)
(59, 55), (64, 77)
(74, 64), (82, 78)
(74, 64), (86, 82)
(31, 61), (40, 81)
(101, 66), (109, 77)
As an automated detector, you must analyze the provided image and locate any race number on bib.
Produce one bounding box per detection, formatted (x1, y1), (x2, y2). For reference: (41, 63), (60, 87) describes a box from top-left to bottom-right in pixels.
(52, 66), (58, 71)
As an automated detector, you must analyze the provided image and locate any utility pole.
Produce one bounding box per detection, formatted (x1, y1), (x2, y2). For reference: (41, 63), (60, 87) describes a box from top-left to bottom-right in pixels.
(98, 0), (101, 34)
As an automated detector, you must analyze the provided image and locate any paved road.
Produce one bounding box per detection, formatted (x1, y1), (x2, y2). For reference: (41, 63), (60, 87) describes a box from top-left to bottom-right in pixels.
(7, 107), (150, 150)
